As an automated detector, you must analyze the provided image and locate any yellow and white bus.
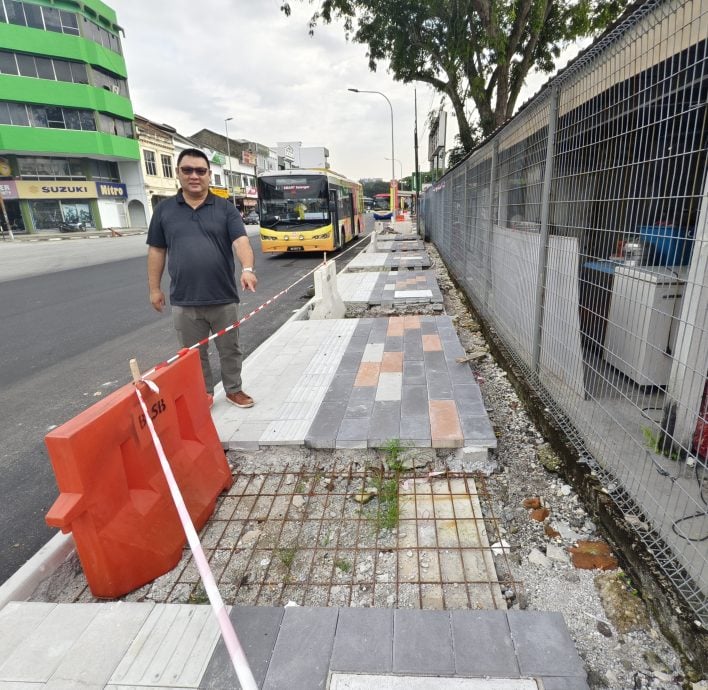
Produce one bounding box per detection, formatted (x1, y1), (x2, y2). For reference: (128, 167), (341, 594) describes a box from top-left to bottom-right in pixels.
(257, 169), (364, 253)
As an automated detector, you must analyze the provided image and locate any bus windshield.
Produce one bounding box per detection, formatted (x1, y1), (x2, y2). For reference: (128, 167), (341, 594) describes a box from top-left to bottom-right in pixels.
(372, 194), (391, 211)
(258, 175), (330, 230)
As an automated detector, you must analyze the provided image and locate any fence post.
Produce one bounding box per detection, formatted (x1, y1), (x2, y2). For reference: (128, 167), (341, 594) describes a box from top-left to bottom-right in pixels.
(532, 88), (560, 372)
(485, 141), (499, 310)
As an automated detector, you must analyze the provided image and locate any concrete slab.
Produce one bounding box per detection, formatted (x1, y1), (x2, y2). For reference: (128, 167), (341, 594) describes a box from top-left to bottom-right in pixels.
(330, 607), (393, 673)
(201, 605), (284, 690)
(263, 607), (338, 690)
(109, 604), (220, 688)
(392, 610), (454, 675)
(329, 677), (540, 690)
(507, 611), (587, 677)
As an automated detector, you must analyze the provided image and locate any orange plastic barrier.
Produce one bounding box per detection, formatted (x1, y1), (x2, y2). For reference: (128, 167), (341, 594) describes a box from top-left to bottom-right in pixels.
(45, 349), (232, 598)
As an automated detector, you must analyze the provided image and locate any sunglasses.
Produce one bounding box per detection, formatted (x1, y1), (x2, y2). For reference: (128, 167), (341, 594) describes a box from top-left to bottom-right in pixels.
(179, 166), (209, 176)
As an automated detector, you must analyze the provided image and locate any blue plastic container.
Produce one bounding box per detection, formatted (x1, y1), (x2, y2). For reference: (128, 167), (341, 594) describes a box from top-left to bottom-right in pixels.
(638, 224), (692, 266)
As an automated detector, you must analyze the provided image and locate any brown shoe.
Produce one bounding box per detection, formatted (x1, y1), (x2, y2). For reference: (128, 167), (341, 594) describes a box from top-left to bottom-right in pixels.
(226, 390), (254, 408)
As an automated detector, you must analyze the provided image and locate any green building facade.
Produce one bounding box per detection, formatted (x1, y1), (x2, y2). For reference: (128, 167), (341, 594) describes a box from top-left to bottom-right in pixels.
(0, 0), (144, 233)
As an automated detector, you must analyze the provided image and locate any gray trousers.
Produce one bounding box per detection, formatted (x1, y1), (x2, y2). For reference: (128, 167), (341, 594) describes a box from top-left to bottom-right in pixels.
(172, 303), (243, 395)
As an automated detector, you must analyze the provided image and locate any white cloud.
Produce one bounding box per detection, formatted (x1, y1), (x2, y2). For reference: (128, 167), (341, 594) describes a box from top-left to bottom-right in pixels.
(111, 0), (430, 180)
(111, 1), (581, 180)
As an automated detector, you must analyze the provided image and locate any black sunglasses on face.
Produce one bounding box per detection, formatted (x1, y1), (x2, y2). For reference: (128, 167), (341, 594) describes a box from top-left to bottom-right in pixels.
(180, 166), (209, 176)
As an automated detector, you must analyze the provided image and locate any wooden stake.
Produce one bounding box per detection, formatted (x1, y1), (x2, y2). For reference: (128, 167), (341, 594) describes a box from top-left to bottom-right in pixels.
(129, 358), (141, 383)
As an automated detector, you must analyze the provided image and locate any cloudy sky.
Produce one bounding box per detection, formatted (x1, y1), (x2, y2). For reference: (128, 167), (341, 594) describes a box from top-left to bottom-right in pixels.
(109, 0), (578, 181)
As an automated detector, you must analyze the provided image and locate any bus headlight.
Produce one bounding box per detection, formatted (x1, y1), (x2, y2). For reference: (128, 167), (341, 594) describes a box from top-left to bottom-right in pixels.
(311, 232), (331, 240)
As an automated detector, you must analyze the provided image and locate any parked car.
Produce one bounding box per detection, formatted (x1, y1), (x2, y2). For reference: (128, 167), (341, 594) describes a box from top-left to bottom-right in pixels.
(243, 211), (259, 225)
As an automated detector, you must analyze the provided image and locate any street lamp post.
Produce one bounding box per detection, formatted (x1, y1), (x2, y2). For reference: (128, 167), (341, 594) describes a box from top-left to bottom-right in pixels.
(348, 88), (395, 212)
(384, 157), (403, 181)
(224, 117), (234, 205)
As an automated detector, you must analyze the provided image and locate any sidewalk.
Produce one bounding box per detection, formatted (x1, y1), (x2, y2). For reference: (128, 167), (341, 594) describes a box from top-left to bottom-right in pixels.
(3, 227), (146, 241)
(0, 222), (590, 689)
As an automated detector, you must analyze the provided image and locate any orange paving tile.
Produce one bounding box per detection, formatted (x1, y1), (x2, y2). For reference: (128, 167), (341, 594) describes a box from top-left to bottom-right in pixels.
(387, 316), (405, 337)
(381, 351), (404, 372)
(404, 314), (421, 330)
(429, 399), (463, 447)
(354, 361), (381, 387)
(422, 334), (442, 352)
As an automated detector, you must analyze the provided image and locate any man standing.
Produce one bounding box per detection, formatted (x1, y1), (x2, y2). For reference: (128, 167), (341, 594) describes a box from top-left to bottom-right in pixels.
(147, 148), (257, 408)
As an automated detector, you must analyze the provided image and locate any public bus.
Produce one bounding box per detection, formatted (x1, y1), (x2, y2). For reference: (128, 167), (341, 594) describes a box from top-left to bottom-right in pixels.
(257, 169), (364, 253)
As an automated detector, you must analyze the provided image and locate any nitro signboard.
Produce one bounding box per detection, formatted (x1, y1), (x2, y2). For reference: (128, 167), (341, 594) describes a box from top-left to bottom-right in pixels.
(97, 182), (127, 198)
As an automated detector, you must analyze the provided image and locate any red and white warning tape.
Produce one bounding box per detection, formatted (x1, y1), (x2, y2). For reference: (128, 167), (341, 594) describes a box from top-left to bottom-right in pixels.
(143, 233), (368, 378)
(134, 378), (258, 690)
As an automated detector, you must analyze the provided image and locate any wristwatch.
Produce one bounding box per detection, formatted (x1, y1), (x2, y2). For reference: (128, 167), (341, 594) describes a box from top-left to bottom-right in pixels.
(242, 267), (255, 273)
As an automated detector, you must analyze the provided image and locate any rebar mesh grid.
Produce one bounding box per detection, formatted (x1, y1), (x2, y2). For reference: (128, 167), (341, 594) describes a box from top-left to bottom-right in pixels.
(422, 0), (707, 623)
(67, 468), (520, 610)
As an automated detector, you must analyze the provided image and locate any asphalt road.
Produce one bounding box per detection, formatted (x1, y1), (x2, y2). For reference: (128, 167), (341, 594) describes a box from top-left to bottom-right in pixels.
(0, 219), (372, 585)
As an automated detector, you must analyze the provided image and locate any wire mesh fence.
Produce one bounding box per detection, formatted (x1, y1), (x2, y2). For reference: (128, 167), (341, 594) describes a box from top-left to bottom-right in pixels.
(423, 0), (707, 624)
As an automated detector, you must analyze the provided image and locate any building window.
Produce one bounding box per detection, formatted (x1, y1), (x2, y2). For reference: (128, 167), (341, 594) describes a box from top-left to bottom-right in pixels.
(161, 154), (173, 178)
(90, 159), (119, 182)
(144, 150), (157, 176)
(18, 156), (86, 180)
(214, 173), (222, 186)
(0, 1), (79, 36)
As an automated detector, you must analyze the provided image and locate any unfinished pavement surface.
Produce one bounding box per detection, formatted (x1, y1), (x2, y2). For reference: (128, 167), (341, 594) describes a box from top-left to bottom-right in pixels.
(0, 222), (590, 689)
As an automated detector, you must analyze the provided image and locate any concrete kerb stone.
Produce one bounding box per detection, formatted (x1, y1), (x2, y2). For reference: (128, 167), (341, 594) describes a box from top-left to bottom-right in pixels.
(0, 532), (74, 611)
(5, 228), (147, 242)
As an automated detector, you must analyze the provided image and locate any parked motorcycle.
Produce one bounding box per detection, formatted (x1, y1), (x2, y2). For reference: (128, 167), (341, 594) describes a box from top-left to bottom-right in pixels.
(58, 221), (86, 233)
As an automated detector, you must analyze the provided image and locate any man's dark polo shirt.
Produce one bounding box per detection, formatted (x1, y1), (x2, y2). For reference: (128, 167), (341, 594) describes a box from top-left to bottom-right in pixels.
(147, 190), (247, 306)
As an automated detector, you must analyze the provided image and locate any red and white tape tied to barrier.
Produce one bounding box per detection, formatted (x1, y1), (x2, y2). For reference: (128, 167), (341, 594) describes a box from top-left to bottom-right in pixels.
(143, 233), (369, 379)
(134, 379), (258, 690)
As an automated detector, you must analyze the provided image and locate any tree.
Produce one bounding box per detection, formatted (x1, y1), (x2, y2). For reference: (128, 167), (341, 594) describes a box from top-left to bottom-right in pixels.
(281, 0), (629, 154)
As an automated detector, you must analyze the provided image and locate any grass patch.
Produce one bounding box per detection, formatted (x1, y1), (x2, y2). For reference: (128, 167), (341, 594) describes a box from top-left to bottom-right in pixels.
(276, 546), (297, 569)
(334, 558), (351, 573)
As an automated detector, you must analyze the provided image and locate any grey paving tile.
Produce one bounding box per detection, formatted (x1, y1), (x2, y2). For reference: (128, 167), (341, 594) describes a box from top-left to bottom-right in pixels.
(347, 336), (370, 353)
(459, 415), (496, 445)
(447, 361), (475, 386)
(326, 373), (358, 401)
(401, 385), (429, 418)
(338, 417), (371, 442)
(262, 607), (338, 690)
(507, 611), (586, 677)
(454, 385), (487, 416)
(540, 677), (591, 690)
(330, 608), (393, 673)
(428, 371), (453, 399)
(201, 605), (284, 690)
(353, 319), (374, 337)
(393, 610), (454, 675)
(305, 400), (348, 447)
(403, 331), (424, 360)
(345, 393), (376, 418)
(420, 318), (438, 334)
(424, 351), (449, 374)
(367, 401), (401, 446)
(339, 351), (365, 373)
(384, 335), (403, 352)
(403, 360), (427, 386)
(451, 610), (519, 677)
(400, 415), (431, 443)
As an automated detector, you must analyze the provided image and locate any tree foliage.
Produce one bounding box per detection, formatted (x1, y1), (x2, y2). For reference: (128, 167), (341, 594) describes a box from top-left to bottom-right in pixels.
(281, 0), (629, 154)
